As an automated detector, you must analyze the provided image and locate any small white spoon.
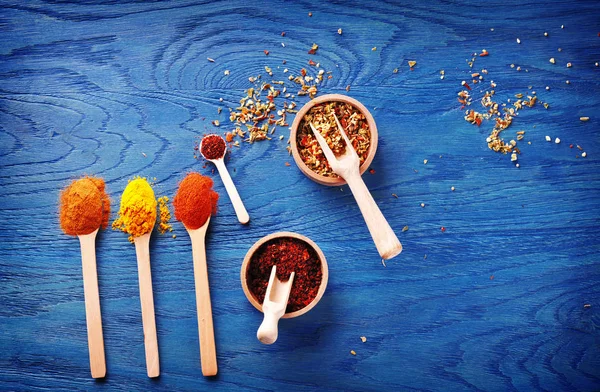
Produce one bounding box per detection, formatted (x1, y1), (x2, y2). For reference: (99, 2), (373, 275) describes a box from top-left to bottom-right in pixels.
(77, 228), (106, 378)
(184, 216), (218, 376)
(133, 228), (160, 378)
(200, 135), (250, 224)
(257, 266), (295, 345)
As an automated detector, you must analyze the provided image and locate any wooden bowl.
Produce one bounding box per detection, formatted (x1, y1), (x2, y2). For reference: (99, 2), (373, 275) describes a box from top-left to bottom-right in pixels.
(240, 232), (329, 319)
(290, 94), (378, 186)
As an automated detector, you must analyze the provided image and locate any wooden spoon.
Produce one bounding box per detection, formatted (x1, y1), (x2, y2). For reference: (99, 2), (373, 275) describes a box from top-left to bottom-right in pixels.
(257, 266), (295, 345)
(200, 135), (250, 225)
(184, 216), (218, 376)
(133, 230), (160, 378)
(77, 228), (106, 378)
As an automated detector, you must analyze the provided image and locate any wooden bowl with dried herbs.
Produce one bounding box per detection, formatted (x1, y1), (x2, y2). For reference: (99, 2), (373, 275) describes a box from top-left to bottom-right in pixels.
(290, 94), (378, 186)
(240, 232), (328, 319)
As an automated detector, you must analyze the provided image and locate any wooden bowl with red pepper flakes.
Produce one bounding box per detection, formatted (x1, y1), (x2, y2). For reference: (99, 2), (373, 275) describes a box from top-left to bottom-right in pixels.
(240, 232), (329, 318)
(290, 94), (378, 186)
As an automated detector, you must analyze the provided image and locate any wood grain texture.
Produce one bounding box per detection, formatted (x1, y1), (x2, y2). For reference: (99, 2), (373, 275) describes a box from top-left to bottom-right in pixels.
(0, 0), (599, 391)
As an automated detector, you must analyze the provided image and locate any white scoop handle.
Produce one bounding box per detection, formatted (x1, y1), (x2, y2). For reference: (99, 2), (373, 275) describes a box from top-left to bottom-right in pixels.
(213, 159), (250, 224)
(344, 171), (402, 260)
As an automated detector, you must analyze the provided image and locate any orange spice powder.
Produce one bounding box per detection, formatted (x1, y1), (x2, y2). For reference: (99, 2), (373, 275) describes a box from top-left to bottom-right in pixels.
(59, 177), (110, 236)
(173, 172), (218, 230)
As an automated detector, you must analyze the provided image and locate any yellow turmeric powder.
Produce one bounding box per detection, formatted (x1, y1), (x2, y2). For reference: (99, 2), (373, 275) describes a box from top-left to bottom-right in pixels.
(112, 177), (156, 241)
(157, 196), (173, 234)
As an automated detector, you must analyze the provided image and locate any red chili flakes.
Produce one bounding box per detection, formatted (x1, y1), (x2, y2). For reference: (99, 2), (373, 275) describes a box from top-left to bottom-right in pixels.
(462, 81), (471, 90)
(441, 226), (446, 232)
(246, 237), (322, 313)
(300, 68), (307, 77)
(369, 169), (376, 174)
(285, 162), (291, 167)
(570, 144), (573, 148)
(225, 132), (234, 143)
(264, 50), (269, 56)
(281, 32), (286, 37)
(479, 49), (489, 57)
(308, 59), (317, 66)
(490, 275), (494, 280)
(308, 43), (319, 55)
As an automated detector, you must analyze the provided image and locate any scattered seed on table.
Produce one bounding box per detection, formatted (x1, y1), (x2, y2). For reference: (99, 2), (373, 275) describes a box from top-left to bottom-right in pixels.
(566, 80), (571, 84)
(546, 136), (552, 142)
(408, 60), (417, 68)
(423, 159), (428, 164)
(207, 57), (215, 62)
(372, 47), (377, 51)
(516, 163), (520, 168)
(580, 117), (590, 121)
(420, 203), (425, 208)
(546, 86), (550, 90)
(308, 12), (312, 17)
(561, 24), (564, 29)
(441, 227), (446, 232)
(584, 304), (591, 309)
(550, 58), (556, 64)
(451, 186), (455, 191)
(350, 350), (356, 356)
(516, 38), (521, 44)
(392, 193), (398, 198)
(402, 226), (409, 232)
(555, 137), (561, 144)
(567, 62), (572, 68)
(360, 336), (367, 343)
(582, 152), (587, 157)
(544, 32), (549, 37)
(338, 28), (342, 35)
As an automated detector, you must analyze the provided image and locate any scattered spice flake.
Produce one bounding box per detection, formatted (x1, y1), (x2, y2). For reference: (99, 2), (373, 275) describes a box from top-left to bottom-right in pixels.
(157, 196), (173, 234)
(224, 70), (230, 76)
(408, 60), (417, 68)
(549, 57), (556, 64)
(582, 152), (587, 158)
(451, 186), (455, 191)
(516, 38), (521, 44)
(346, 85), (351, 92)
(369, 168), (376, 174)
(207, 57), (215, 62)
(392, 193), (398, 198)
(567, 62), (572, 68)
(420, 203), (425, 208)
(423, 159), (428, 164)
(584, 304), (591, 309)
(281, 31), (286, 37)
(381, 259), (386, 267)
(580, 116), (590, 122)
(490, 275), (494, 280)
(360, 336), (367, 343)
(350, 350), (356, 356)
(308, 59), (317, 66)
(308, 12), (312, 17)
(479, 49), (489, 57)
(393, 68), (398, 74)
(142, 152), (147, 158)
(212, 120), (220, 127)
(402, 226), (409, 232)
(264, 50), (269, 56)
(338, 28), (342, 35)
(308, 43), (319, 55)
(372, 47), (377, 51)
(441, 226), (446, 232)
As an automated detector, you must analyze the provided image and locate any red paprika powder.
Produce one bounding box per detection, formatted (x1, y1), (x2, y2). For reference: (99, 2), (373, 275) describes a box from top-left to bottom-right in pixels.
(247, 237), (323, 313)
(173, 172), (218, 229)
(200, 134), (226, 160)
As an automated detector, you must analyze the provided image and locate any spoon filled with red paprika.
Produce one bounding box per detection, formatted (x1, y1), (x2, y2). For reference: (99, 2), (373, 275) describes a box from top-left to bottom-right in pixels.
(173, 172), (219, 377)
(200, 134), (249, 224)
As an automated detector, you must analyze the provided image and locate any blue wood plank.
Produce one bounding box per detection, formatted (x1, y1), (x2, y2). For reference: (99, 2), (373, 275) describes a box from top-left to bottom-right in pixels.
(1, 0), (599, 391)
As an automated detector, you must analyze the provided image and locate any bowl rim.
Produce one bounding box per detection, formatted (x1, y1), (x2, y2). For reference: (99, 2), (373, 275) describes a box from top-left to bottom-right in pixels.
(240, 231), (329, 319)
(290, 93), (379, 186)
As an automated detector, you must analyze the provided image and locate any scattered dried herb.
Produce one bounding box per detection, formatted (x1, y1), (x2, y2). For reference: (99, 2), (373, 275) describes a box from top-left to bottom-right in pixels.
(296, 101), (371, 177)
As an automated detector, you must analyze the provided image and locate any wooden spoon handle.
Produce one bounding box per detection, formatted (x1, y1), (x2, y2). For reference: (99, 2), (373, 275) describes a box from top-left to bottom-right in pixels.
(345, 173), (403, 260)
(189, 228), (218, 376)
(134, 234), (160, 378)
(78, 230), (106, 378)
(214, 159), (250, 224)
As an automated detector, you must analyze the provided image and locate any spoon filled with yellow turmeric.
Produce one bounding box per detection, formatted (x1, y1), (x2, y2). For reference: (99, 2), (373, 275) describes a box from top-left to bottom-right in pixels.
(112, 177), (160, 378)
(59, 176), (110, 379)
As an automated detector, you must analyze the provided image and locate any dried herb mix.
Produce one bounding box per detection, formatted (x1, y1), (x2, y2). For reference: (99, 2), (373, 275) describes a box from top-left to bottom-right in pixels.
(297, 101), (371, 177)
(246, 237), (323, 313)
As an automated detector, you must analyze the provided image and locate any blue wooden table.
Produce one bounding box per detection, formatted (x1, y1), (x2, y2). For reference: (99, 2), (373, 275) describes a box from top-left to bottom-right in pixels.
(1, 1), (599, 391)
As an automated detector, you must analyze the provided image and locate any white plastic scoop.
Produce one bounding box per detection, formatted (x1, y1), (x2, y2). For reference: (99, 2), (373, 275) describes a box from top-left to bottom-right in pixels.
(309, 115), (402, 260)
(200, 134), (250, 224)
(257, 266), (295, 345)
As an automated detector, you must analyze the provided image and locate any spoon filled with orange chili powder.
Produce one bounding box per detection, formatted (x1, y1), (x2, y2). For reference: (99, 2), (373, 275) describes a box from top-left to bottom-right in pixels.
(59, 176), (110, 379)
(173, 172), (219, 376)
